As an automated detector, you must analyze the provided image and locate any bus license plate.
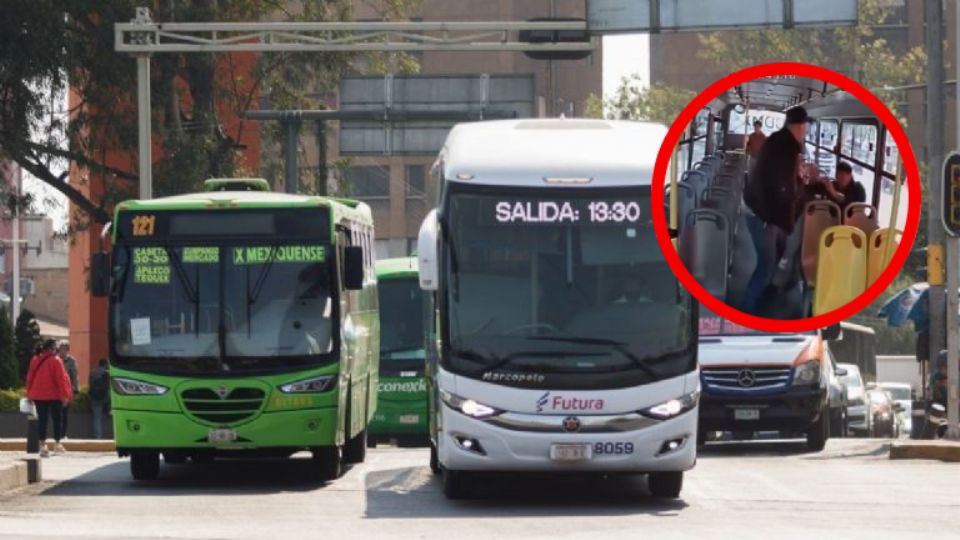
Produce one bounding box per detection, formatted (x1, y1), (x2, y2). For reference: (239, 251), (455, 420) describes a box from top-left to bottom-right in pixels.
(208, 428), (237, 443)
(399, 414), (420, 425)
(734, 409), (760, 421)
(550, 443), (592, 462)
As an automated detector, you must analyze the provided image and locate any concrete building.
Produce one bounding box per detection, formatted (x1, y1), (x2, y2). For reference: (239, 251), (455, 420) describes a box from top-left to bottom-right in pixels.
(283, 0), (602, 259)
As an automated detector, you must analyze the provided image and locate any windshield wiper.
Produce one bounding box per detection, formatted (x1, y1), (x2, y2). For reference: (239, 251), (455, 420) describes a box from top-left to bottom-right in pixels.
(526, 336), (660, 379)
(163, 246), (201, 337)
(245, 245), (280, 338)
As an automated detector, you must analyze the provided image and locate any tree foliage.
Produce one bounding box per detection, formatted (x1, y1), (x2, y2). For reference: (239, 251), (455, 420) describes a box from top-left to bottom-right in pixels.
(14, 309), (40, 383)
(0, 308), (17, 389)
(0, 1), (416, 231)
(587, 77), (696, 125)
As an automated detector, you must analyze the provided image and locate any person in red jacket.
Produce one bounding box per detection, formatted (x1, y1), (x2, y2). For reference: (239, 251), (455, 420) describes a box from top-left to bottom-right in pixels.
(26, 339), (74, 456)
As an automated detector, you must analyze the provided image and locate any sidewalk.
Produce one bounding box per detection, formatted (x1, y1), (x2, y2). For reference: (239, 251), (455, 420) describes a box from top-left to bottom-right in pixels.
(0, 453), (41, 493)
(889, 440), (960, 462)
(0, 438), (116, 452)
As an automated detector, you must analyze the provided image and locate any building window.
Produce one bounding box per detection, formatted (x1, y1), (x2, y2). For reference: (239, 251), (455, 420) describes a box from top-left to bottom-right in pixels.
(406, 165), (426, 198)
(343, 166), (389, 199)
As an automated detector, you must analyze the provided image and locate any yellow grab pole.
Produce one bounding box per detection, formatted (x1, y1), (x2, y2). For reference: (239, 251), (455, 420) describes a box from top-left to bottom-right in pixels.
(881, 158), (904, 269)
(670, 141), (679, 250)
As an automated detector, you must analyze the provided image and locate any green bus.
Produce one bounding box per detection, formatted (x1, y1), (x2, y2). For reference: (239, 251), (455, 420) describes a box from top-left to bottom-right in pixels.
(369, 257), (429, 447)
(91, 179), (379, 481)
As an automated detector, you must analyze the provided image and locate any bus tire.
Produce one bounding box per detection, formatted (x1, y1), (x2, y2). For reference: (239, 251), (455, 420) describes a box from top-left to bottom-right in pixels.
(429, 443), (441, 475)
(343, 428), (368, 464)
(130, 451), (160, 480)
(367, 437), (377, 449)
(648, 471), (683, 498)
(312, 446), (342, 482)
(442, 469), (471, 500)
(806, 408), (829, 452)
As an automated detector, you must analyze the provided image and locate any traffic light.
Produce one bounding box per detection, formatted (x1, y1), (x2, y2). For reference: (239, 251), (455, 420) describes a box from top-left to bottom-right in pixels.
(942, 152), (960, 237)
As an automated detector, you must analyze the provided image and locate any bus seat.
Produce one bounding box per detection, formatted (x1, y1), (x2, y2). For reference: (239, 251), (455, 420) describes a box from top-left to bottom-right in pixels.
(680, 208), (729, 301)
(701, 186), (739, 240)
(726, 212), (757, 309)
(844, 203), (879, 235)
(664, 182), (696, 231)
(681, 170), (709, 202)
(801, 200), (841, 286)
(813, 226), (867, 316)
(867, 228), (902, 286)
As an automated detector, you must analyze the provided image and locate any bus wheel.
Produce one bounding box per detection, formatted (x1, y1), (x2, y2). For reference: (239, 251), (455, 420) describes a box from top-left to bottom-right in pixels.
(312, 446), (342, 481)
(806, 408), (830, 452)
(163, 451), (187, 465)
(366, 436), (377, 449)
(130, 451), (160, 480)
(648, 471), (683, 498)
(429, 443), (441, 475)
(343, 428), (368, 464)
(442, 469), (472, 500)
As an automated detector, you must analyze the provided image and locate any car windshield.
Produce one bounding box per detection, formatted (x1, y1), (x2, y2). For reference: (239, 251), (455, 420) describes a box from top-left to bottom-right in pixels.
(840, 367), (863, 388)
(378, 277), (426, 373)
(443, 186), (695, 381)
(882, 386), (911, 401)
(112, 241), (335, 373)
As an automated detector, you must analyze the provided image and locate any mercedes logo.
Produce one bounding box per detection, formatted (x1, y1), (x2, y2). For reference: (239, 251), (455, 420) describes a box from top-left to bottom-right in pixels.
(737, 369), (757, 388)
(562, 416), (581, 433)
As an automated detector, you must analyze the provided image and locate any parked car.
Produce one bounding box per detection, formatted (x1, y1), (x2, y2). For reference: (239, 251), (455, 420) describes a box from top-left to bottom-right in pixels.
(878, 382), (913, 436)
(839, 363), (870, 436)
(825, 350), (849, 437)
(865, 388), (901, 438)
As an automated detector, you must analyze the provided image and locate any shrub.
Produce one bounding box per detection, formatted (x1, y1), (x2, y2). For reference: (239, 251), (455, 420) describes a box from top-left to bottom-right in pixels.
(14, 309), (40, 380)
(0, 308), (16, 389)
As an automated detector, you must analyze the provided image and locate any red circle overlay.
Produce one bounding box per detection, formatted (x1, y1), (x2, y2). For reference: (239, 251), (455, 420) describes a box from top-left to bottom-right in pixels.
(652, 62), (921, 333)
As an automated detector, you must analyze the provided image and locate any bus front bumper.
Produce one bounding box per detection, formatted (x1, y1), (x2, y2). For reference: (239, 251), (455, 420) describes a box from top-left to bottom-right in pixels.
(112, 407), (339, 453)
(437, 406), (697, 473)
(369, 399), (429, 438)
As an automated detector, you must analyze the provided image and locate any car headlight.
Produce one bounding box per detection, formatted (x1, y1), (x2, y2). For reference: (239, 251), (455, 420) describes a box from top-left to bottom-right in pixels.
(793, 360), (820, 385)
(112, 377), (168, 396)
(640, 390), (699, 420)
(279, 375), (336, 394)
(440, 390), (502, 419)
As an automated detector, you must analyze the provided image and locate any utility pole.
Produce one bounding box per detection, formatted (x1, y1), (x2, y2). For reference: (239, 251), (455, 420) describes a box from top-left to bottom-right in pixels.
(926, 0), (947, 398)
(11, 167), (20, 322)
(948, 0), (960, 440)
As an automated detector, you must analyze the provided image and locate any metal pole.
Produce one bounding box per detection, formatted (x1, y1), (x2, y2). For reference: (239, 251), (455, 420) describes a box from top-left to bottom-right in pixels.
(926, 0), (946, 383)
(317, 121), (327, 197)
(11, 167), (20, 323)
(136, 53), (152, 199)
(670, 142), (678, 250)
(284, 119), (300, 194)
(947, 0), (960, 440)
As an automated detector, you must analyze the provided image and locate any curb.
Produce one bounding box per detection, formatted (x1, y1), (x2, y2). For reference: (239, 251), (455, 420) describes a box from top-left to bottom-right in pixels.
(0, 459), (35, 493)
(889, 440), (960, 462)
(0, 439), (116, 452)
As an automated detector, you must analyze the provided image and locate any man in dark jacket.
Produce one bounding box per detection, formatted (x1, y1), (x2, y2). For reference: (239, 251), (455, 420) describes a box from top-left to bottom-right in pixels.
(740, 106), (810, 315)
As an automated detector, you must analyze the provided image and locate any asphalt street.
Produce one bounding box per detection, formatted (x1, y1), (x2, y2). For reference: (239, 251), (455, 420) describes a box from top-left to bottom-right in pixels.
(0, 439), (957, 539)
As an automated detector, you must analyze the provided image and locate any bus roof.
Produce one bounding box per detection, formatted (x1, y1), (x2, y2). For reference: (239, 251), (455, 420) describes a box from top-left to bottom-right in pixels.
(116, 190), (368, 214)
(375, 257), (418, 280)
(440, 118), (667, 188)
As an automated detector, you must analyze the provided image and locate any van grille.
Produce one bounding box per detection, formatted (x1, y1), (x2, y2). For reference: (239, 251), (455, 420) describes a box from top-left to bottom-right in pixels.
(181, 387), (266, 425)
(701, 367), (792, 392)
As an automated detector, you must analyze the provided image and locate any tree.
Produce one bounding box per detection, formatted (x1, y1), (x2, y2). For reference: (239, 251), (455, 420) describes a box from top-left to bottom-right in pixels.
(0, 308), (17, 389)
(0, 1), (416, 230)
(585, 76), (696, 125)
(14, 309), (40, 382)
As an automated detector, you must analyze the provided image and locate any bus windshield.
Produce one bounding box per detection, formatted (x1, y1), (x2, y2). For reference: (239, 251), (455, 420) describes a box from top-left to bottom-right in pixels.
(442, 186), (695, 386)
(112, 242), (335, 373)
(378, 277), (426, 374)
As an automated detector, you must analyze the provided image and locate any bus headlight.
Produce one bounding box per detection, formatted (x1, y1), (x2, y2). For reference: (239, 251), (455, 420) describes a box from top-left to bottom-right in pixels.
(112, 377), (168, 396)
(793, 360), (821, 385)
(640, 391), (699, 420)
(279, 375), (336, 394)
(440, 390), (502, 419)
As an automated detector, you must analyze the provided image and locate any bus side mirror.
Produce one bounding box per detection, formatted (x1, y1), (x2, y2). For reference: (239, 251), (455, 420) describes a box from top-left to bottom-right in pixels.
(344, 246), (364, 290)
(418, 209), (439, 291)
(90, 252), (111, 297)
(821, 324), (841, 341)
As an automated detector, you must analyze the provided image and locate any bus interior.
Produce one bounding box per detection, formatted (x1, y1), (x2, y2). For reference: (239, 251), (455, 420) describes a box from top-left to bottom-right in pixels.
(668, 76), (908, 320)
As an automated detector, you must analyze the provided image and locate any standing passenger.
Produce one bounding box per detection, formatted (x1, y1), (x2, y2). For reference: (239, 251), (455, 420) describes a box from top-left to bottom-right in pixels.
(746, 120), (766, 159)
(740, 106), (810, 315)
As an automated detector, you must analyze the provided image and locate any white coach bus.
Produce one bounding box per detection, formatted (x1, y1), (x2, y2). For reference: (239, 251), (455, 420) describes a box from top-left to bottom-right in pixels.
(416, 119), (699, 499)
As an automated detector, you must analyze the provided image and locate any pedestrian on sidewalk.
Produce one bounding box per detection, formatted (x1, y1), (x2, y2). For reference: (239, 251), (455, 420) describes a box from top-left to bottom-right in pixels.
(88, 359), (111, 440)
(57, 341), (80, 439)
(25, 339), (73, 456)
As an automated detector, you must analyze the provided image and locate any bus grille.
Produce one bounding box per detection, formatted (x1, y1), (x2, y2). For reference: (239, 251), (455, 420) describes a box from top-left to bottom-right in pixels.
(701, 367), (792, 392)
(181, 387), (266, 425)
